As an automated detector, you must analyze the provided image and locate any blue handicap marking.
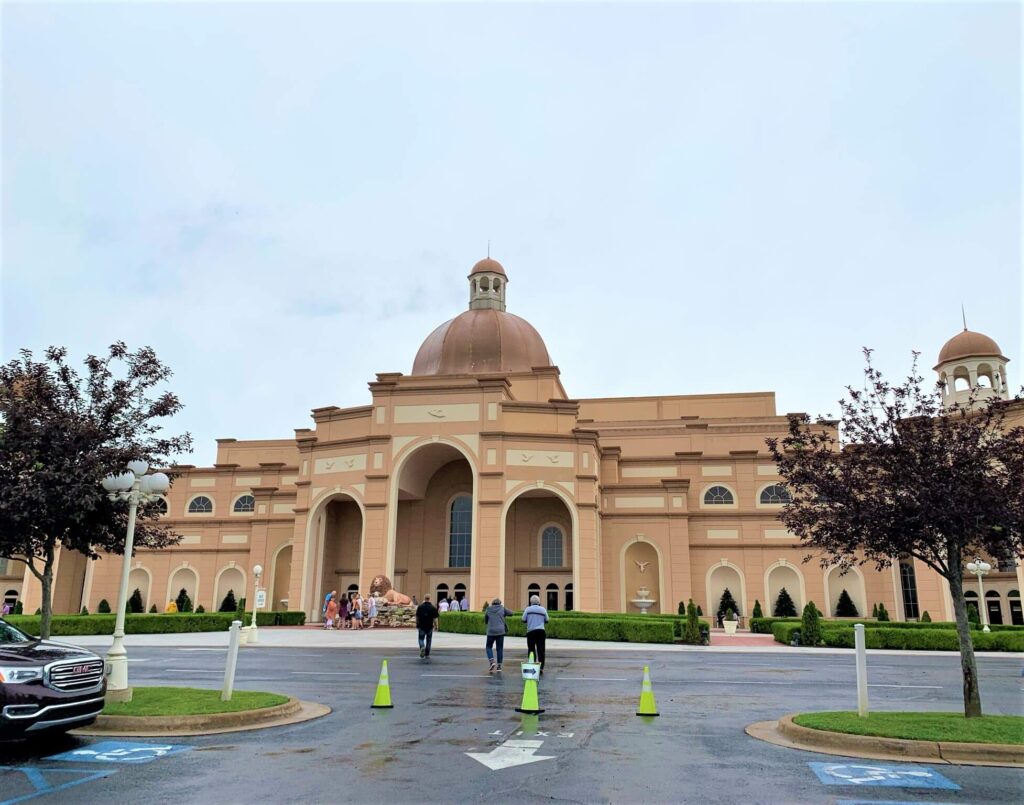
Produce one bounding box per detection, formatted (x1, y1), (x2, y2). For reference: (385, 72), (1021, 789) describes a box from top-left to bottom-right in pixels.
(46, 740), (192, 765)
(809, 762), (960, 790)
(0, 766), (117, 805)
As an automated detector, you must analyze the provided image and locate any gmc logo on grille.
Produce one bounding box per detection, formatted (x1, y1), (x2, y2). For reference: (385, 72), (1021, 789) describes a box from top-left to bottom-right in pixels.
(72, 665), (93, 673)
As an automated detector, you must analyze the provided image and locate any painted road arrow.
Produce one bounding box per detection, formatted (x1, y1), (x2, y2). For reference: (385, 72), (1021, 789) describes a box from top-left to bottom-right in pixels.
(466, 739), (555, 770)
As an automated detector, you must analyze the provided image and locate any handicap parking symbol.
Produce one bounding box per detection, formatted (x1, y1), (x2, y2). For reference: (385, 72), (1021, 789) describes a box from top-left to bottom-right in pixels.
(809, 762), (959, 790)
(46, 740), (192, 765)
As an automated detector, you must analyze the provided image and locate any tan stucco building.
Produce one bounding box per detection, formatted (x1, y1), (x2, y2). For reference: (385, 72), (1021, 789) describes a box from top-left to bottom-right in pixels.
(9, 258), (1023, 625)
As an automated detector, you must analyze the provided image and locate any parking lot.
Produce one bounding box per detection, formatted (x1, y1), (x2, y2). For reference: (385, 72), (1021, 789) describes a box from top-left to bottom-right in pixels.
(2, 644), (1022, 804)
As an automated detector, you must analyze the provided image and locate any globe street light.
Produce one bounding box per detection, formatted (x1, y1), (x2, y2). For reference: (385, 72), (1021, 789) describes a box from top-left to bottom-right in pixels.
(965, 557), (992, 634)
(249, 564), (263, 644)
(101, 460), (169, 701)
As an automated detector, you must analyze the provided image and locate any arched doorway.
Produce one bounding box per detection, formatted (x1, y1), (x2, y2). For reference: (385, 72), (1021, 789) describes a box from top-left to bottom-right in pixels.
(214, 566), (246, 612)
(765, 562), (803, 616)
(706, 562), (745, 619)
(503, 488), (573, 610)
(315, 496), (363, 618)
(623, 540), (662, 615)
(271, 545), (292, 611)
(127, 567), (150, 611)
(391, 442), (475, 605)
(168, 566), (199, 610)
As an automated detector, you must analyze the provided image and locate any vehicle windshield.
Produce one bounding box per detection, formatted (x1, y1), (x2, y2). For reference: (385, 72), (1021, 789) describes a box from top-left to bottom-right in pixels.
(0, 621), (32, 644)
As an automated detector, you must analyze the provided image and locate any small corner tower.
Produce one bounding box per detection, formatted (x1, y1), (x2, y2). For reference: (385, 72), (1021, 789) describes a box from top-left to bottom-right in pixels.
(934, 325), (1009, 408)
(468, 257), (507, 312)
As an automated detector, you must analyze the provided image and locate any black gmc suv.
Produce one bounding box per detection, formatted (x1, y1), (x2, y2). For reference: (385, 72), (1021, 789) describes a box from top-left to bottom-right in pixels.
(0, 618), (107, 738)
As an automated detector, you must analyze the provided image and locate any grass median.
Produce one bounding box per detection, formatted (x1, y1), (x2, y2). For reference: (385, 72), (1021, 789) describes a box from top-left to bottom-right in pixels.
(792, 711), (1024, 745)
(102, 686), (289, 717)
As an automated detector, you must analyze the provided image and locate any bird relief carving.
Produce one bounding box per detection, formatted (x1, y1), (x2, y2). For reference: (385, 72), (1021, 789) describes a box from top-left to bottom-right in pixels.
(427, 408), (446, 419)
(344, 457), (356, 468)
(324, 460), (336, 470)
(547, 454), (560, 464)
(521, 452), (534, 462)
(634, 560), (650, 574)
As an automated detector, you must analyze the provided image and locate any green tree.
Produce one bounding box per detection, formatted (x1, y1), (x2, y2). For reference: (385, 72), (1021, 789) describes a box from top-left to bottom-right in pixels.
(967, 602), (980, 626)
(79, 606), (89, 616)
(219, 589), (237, 613)
(834, 589), (859, 617)
(877, 602), (890, 622)
(872, 602), (879, 618)
(717, 587), (740, 617)
(148, 604), (158, 613)
(921, 610), (932, 622)
(773, 587), (797, 617)
(0, 344), (191, 638)
(767, 350), (1024, 717)
(752, 600), (763, 619)
(695, 604), (703, 616)
(196, 604), (205, 613)
(677, 601), (685, 615)
(128, 587), (144, 614)
(97, 598), (111, 613)
(175, 587), (193, 613)
(800, 601), (822, 646)
(683, 599), (702, 644)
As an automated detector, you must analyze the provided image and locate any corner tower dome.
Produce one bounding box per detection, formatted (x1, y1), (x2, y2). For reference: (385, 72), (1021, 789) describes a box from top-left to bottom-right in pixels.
(411, 256), (552, 376)
(934, 325), (1010, 408)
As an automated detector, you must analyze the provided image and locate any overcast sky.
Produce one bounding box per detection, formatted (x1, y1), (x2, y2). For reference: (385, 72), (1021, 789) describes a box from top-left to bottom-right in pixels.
(3, 2), (1020, 466)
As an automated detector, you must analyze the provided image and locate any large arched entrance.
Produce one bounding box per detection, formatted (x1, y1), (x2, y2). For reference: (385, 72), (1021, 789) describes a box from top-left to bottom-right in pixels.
(765, 561), (804, 616)
(503, 488), (574, 610)
(313, 495), (363, 618)
(271, 545), (292, 611)
(391, 442), (476, 605)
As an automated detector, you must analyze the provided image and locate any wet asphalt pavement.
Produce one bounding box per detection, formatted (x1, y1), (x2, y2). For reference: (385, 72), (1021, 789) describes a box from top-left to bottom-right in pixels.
(1, 643), (1022, 804)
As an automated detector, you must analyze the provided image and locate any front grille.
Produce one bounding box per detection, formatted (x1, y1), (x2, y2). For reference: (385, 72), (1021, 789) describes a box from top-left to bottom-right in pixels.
(48, 659), (104, 691)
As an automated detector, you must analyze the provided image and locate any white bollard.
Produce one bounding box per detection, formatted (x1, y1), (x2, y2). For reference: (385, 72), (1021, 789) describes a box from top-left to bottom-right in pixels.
(854, 623), (869, 717)
(222, 620), (242, 701)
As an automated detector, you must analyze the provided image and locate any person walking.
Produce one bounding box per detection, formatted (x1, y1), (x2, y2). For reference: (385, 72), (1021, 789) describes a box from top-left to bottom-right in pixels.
(438, 596), (450, 613)
(484, 597), (513, 673)
(460, 596), (470, 612)
(322, 589), (336, 626)
(415, 594), (439, 659)
(338, 592), (349, 629)
(521, 594), (549, 673)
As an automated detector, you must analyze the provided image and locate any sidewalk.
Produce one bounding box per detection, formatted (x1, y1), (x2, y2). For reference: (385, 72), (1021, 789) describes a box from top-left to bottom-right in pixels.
(59, 628), (1021, 658)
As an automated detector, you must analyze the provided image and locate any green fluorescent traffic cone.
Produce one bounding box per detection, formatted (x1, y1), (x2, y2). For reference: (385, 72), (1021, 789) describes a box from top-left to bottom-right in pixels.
(371, 659), (394, 708)
(636, 664), (659, 717)
(515, 652), (545, 715)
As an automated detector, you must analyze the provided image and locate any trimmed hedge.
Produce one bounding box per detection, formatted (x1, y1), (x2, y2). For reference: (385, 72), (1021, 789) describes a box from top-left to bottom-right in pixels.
(772, 622), (1024, 652)
(547, 611), (709, 642)
(437, 612), (675, 644)
(752, 616), (1024, 635)
(4, 611), (305, 636)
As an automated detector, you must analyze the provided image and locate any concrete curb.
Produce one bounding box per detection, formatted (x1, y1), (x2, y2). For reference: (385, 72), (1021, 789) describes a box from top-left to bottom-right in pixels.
(71, 697), (331, 737)
(745, 714), (1023, 768)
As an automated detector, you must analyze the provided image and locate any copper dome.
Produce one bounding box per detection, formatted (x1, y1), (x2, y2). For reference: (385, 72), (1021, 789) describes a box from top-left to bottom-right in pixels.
(469, 258), (507, 278)
(411, 308), (552, 376)
(936, 330), (1005, 366)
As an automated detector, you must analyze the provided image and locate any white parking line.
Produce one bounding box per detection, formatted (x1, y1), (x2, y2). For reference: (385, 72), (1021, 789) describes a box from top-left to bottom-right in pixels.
(421, 673), (492, 678)
(291, 671), (360, 675)
(868, 684), (942, 689)
(557, 677), (627, 681)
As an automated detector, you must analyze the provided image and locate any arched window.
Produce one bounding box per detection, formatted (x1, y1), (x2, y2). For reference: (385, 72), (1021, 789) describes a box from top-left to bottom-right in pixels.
(153, 497), (168, 514)
(546, 583), (559, 611)
(454, 582), (467, 604)
(3, 589), (18, 606)
(759, 484), (791, 505)
(541, 526), (564, 567)
(527, 582), (541, 608)
(1009, 590), (1022, 626)
(564, 583), (574, 612)
(233, 494), (256, 514)
(347, 583), (359, 593)
(188, 495), (214, 514)
(898, 560), (919, 619)
(436, 583), (449, 603)
(448, 495), (472, 568)
(985, 590), (1003, 625)
(703, 486), (734, 505)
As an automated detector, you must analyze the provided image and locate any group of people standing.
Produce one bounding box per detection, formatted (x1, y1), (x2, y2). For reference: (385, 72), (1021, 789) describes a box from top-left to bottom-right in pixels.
(322, 589), (378, 630)
(437, 595), (469, 613)
(414, 593), (550, 674)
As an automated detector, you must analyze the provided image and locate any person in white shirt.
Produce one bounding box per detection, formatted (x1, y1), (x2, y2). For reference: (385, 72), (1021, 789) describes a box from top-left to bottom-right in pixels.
(438, 597), (450, 613)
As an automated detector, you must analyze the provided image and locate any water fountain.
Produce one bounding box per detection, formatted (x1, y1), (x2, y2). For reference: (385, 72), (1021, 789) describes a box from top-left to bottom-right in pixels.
(630, 586), (657, 615)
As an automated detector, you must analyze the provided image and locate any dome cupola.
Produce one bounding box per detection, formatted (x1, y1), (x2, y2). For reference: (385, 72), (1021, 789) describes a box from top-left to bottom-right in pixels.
(934, 323), (1009, 408)
(411, 256), (552, 376)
